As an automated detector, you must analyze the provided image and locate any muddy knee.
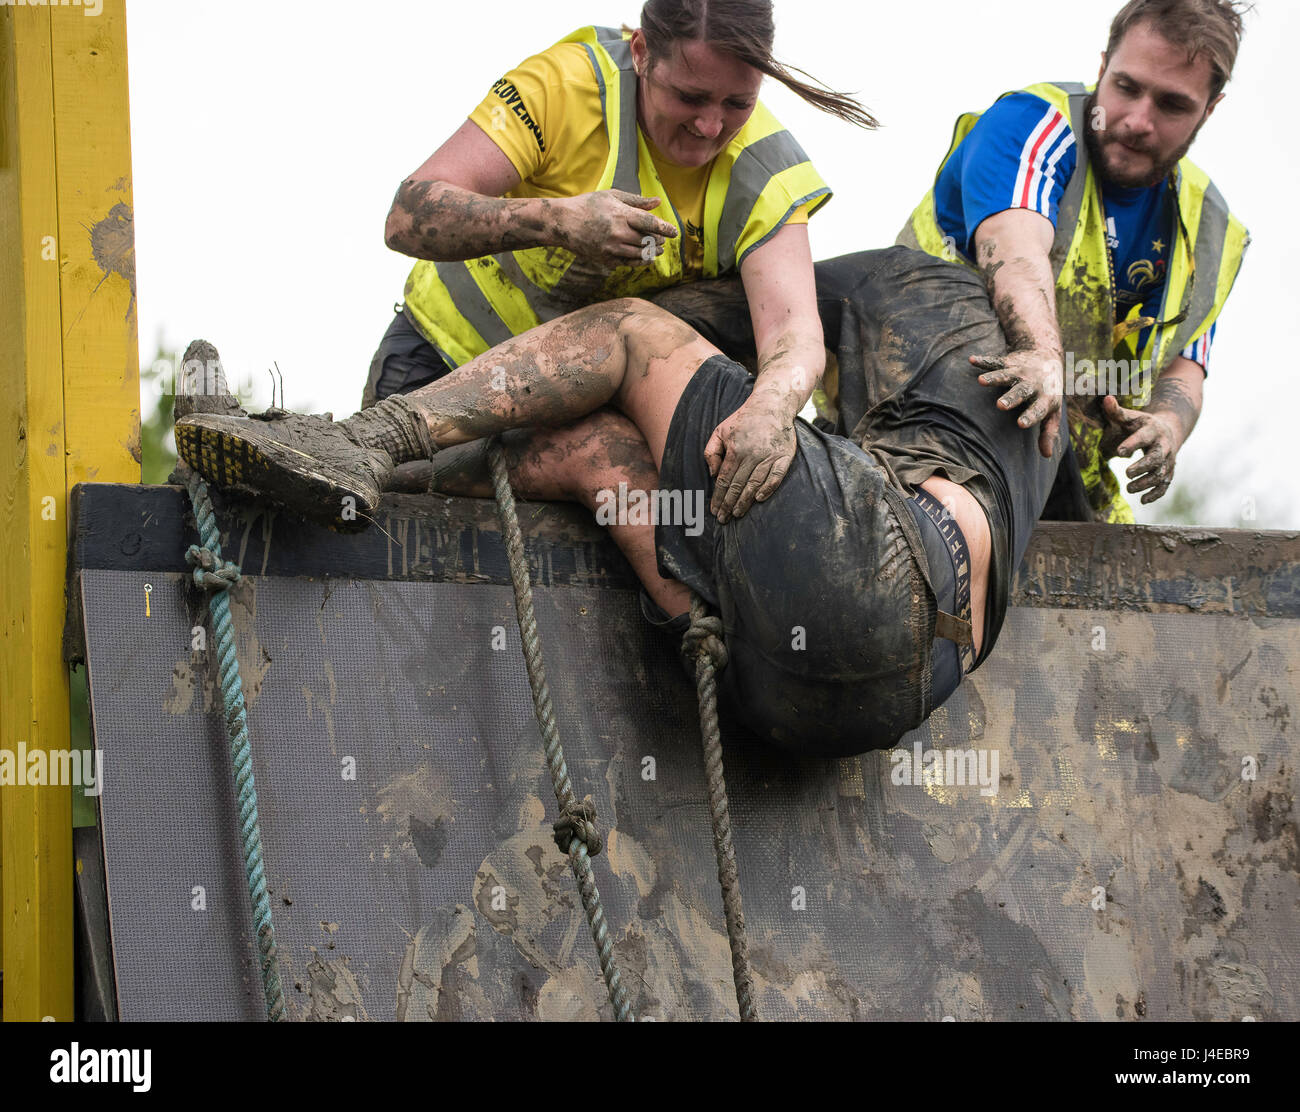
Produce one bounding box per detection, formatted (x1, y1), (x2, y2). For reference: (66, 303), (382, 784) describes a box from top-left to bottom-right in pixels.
(428, 427), (571, 490)
(550, 410), (657, 489)
(428, 413), (655, 502)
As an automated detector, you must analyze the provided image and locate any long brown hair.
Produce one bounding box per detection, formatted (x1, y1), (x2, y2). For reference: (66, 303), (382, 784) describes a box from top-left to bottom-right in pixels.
(632, 0), (879, 130)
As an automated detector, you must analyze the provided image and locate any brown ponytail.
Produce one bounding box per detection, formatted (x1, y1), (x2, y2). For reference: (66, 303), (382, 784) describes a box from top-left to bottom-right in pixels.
(631, 0), (879, 130)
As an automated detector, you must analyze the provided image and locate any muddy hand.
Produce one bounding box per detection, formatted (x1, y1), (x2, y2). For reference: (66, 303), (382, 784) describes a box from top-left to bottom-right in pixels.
(971, 349), (1062, 459)
(562, 189), (678, 268)
(1100, 395), (1180, 505)
(703, 396), (796, 524)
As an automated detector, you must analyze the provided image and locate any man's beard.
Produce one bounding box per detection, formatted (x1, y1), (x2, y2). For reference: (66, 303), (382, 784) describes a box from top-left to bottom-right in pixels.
(1083, 93), (1202, 189)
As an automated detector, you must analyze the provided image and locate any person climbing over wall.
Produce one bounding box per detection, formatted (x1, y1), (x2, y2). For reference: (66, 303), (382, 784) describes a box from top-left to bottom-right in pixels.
(897, 0), (1250, 523)
(176, 246), (1061, 759)
(366, 0), (876, 487)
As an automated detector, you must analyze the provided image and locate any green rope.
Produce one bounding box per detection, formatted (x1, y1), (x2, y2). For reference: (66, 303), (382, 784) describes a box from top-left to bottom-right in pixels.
(180, 463), (286, 1022)
(683, 595), (758, 1021)
(486, 438), (633, 1022)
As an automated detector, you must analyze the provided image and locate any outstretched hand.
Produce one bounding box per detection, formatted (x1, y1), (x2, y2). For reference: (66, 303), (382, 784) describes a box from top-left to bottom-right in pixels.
(1100, 395), (1181, 505)
(970, 349), (1063, 459)
(562, 189), (679, 268)
(703, 395), (796, 524)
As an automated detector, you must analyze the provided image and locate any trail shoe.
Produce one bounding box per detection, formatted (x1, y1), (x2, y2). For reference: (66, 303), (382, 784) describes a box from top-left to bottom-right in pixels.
(175, 410), (394, 533)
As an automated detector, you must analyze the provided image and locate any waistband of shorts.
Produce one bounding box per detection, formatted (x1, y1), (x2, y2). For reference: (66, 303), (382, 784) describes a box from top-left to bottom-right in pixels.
(907, 487), (975, 675)
(875, 481), (935, 713)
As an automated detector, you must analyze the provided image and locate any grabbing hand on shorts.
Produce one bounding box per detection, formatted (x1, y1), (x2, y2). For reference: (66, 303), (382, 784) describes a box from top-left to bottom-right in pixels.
(703, 393), (797, 523)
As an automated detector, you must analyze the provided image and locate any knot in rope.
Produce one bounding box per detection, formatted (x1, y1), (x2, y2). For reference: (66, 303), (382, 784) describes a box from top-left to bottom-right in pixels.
(553, 795), (603, 857)
(683, 613), (728, 672)
(185, 544), (242, 592)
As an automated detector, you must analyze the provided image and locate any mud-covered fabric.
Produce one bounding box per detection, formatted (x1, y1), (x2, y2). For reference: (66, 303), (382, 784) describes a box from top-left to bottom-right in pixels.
(818, 248), (1065, 660)
(650, 246), (1064, 666)
(361, 305), (456, 410)
(656, 354), (933, 758)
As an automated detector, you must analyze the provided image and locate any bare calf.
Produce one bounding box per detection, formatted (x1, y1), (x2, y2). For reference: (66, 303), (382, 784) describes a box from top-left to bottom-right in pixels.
(430, 409), (690, 620)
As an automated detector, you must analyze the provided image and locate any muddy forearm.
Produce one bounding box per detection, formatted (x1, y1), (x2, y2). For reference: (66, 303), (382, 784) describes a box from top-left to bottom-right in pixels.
(1146, 360), (1204, 450)
(385, 180), (571, 261)
(973, 216), (1063, 359)
(977, 241), (1062, 356)
(750, 330), (825, 418)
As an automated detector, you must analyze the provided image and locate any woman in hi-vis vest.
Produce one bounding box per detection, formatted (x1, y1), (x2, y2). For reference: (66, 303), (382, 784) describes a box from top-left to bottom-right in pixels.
(365, 0), (876, 490)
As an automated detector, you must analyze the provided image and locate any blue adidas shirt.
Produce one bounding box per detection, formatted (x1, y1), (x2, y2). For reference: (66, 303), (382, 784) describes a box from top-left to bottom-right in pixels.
(934, 91), (1216, 373)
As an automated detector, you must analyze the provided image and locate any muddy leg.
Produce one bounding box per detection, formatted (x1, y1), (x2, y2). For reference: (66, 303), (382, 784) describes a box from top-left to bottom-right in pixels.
(431, 410), (690, 619)
(398, 298), (719, 466)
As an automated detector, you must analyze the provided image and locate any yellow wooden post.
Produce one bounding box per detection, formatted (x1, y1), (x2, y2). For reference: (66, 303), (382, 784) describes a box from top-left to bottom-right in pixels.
(1, 0), (138, 1022)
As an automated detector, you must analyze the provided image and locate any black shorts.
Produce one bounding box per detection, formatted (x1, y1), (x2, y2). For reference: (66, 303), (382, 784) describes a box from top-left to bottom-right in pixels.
(360, 305), (456, 409)
(653, 247), (1064, 665)
(656, 354), (958, 758)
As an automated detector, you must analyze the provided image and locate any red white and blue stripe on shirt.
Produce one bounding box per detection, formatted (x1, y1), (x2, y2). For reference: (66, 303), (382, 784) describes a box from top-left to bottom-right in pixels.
(1182, 322), (1215, 370)
(1011, 105), (1076, 219)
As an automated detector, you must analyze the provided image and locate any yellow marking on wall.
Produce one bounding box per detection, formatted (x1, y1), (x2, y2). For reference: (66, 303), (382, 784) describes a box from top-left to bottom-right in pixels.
(837, 758), (865, 799)
(1094, 720), (1118, 760)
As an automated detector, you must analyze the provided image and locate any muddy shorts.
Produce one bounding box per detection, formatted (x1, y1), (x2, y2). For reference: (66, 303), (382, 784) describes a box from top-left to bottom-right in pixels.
(655, 354), (963, 758)
(360, 304), (456, 409)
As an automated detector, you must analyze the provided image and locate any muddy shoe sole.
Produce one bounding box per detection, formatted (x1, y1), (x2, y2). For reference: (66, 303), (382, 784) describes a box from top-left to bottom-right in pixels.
(175, 416), (389, 534)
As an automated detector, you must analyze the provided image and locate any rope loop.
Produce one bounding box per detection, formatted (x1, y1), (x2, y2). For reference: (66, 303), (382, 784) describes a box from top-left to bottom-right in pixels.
(553, 795), (603, 857)
(185, 544), (242, 592)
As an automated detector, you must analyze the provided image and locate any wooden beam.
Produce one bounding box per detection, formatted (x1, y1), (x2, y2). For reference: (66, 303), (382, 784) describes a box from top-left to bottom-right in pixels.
(1, 0), (138, 1023)
(52, 1), (140, 488)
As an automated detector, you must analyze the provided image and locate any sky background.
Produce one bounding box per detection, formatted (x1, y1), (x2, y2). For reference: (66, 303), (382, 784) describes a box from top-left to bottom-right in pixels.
(126, 0), (1297, 528)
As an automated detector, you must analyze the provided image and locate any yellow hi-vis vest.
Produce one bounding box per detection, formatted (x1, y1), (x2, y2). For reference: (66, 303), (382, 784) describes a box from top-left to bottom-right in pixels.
(899, 81), (1249, 523)
(404, 25), (832, 369)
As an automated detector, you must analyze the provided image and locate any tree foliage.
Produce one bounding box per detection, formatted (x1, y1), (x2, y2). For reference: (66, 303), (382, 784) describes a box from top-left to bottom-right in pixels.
(139, 339), (178, 485)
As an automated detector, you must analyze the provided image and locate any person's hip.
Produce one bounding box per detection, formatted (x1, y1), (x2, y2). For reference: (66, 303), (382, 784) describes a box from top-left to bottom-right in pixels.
(654, 354), (958, 756)
(361, 303), (457, 409)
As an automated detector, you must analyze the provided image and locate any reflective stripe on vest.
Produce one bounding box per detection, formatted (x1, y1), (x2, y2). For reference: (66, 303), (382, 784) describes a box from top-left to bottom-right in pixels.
(403, 25), (831, 369)
(578, 32), (639, 194)
(900, 81), (1249, 522)
(715, 129), (829, 273)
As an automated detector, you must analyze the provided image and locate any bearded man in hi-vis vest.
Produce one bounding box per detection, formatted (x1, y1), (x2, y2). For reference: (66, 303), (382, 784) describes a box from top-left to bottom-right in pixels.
(899, 0), (1250, 524)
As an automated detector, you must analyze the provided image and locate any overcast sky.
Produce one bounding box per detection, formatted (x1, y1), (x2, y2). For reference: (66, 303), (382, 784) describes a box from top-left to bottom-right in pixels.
(126, 0), (1297, 528)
